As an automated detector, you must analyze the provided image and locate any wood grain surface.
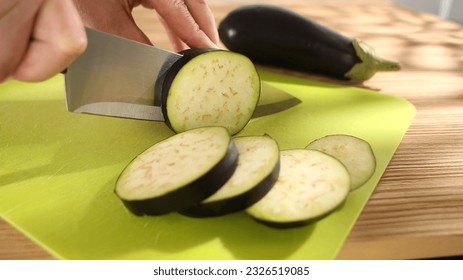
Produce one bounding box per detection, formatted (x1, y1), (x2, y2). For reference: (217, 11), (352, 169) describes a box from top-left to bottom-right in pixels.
(1, 0), (463, 260)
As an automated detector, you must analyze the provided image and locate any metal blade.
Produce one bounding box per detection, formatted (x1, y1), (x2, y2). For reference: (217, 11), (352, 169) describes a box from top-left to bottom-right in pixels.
(73, 102), (164, 121)
(253, 82), (302, 118)
(64, 27), (182, 121)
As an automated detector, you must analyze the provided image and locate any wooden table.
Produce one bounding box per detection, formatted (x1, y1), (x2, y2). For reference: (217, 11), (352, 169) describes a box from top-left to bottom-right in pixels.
(1, 0), (463, 260)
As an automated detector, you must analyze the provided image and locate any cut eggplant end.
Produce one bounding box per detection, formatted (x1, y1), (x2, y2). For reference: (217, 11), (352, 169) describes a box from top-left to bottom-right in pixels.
(306, 134), (376, 191)
(115, 126), (238, 216)
(180, 135), (280, 217)
(246, 149), (350, 228)
(346, 39), (401, 83)
(161, 48), (260, 135)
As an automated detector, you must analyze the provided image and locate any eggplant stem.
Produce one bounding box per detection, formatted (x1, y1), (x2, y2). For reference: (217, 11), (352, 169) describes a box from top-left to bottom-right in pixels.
(346, 39), (401, 83)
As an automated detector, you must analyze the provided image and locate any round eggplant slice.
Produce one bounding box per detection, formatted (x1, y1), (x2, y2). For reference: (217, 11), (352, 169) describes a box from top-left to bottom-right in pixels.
(158, 48), (260, 135)
(115, 127), (238, 216)
(246, 149), (350, 228)
(180, 135), (280, 217)
(306, 134), (376, 190)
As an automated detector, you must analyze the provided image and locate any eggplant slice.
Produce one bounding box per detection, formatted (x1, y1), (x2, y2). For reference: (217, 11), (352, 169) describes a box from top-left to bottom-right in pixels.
(246, 149), (350, 228)
(180, 135), (280, 217)
(115, 127), (238, 216)
(306, 134), (376, 190)
(158, 48), (260, 135)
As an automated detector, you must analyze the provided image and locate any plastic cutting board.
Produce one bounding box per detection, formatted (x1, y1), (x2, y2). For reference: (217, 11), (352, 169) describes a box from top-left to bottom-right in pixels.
(0, 70), (415, 259)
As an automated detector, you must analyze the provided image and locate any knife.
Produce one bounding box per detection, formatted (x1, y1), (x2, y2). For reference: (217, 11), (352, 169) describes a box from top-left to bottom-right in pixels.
(64, 28), (300, 121)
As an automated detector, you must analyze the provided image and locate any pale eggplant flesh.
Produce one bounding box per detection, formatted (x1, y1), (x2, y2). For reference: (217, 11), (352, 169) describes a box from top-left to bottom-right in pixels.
(115, 127), (239, 216)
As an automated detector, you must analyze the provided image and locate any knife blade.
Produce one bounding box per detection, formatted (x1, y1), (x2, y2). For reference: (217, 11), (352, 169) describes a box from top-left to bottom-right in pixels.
(64, 28), (301, 121)
(64, 27), (181, 121)
(252, 82), (302, 118)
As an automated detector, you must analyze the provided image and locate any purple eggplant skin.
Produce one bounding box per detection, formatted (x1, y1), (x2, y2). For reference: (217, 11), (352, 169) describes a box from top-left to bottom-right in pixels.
(218, 5), (400, 83)
(179, 160), (280, 218)
(119, 139), (239, 216)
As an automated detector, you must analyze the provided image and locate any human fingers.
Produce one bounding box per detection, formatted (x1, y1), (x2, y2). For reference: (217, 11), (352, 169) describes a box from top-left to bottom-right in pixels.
(146, 0), (218, 49)
(183, 0), (219, 45)
(72, 0), (152, 45)
(13, 0), (87, 82)
(0, 0), (42, 82)
(0, 0), (86, 82)
(158, 16), (189, 51)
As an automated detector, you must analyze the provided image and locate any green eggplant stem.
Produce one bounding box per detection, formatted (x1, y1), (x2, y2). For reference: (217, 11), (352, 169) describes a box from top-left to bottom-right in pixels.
(346, 39), (401, 83)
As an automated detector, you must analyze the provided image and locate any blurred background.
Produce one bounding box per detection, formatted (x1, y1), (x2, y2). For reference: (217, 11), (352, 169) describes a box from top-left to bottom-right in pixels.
(394, 0), (463, 23)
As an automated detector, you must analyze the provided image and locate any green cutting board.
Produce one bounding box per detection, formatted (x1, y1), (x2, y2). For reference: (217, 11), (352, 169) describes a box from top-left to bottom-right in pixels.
(0, 71), (415, 260)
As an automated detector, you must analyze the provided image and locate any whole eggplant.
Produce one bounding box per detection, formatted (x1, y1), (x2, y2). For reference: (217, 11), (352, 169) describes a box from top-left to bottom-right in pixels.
(218, 5), (400, 83)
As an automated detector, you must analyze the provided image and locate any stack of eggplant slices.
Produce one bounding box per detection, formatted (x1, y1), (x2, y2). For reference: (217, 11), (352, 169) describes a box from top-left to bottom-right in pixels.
(115, 5), (380, 229)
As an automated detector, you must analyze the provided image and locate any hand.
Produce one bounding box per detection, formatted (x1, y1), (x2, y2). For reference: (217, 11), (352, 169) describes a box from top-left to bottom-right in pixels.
(72, 0), (219, 51)
(145, 0), (220, 50)
(0, 0), (87, 83)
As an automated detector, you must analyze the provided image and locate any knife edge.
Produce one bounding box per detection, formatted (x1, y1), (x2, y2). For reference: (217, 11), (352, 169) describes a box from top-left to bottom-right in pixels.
(73, 102), (165, 121)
